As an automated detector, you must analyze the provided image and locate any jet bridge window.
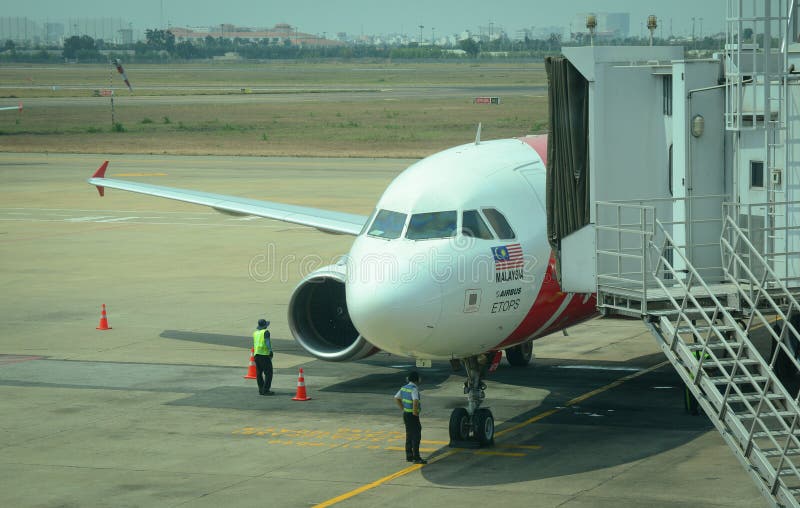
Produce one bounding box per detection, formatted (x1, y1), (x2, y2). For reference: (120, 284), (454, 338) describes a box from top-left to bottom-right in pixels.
(482, 208), (516, 239)
(406, 211), (457, 240)
(367, 209), (407, 239)
(750, 160), (765, 189)
(462, 210), (494, 239)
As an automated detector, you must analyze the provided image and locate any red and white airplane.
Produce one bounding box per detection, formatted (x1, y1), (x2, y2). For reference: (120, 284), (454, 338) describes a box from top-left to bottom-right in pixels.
(88, 132), (597, 445)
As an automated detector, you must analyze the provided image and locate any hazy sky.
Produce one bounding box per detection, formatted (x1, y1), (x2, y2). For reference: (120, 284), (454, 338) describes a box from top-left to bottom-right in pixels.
(8, 1), (726, 37)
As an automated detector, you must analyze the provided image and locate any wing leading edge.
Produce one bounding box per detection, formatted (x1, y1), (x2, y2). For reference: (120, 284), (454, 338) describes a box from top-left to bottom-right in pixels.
(88, 161), (367, 235)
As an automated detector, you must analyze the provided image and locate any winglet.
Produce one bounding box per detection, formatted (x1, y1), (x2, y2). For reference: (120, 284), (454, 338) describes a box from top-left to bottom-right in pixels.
(92, 161), (109, 196)
(17, 102), (22, 112)
(474, 122), (482, 145)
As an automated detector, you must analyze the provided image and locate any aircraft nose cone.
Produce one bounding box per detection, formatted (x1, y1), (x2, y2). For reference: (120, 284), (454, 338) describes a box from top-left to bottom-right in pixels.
(346, 247), (443, 356)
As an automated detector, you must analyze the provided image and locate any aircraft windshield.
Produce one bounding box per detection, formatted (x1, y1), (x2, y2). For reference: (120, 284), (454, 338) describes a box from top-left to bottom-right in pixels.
(367, 209), (406, 239)
(462, 210), (494, 239)
(406, 211), (457, 240)
(482, 208), (515, 239)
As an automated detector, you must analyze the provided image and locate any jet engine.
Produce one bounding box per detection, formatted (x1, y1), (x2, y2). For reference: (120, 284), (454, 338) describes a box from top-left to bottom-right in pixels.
(287, 262), (378, 361)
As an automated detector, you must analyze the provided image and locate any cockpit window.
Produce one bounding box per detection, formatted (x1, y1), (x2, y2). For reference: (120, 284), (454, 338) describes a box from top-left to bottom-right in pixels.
(462, 210), (494, 239)
(367, 209), (406, 239)
(406, 211), (457, 240)
(482, 208), (515, 239)
(360, 209), (377, 236)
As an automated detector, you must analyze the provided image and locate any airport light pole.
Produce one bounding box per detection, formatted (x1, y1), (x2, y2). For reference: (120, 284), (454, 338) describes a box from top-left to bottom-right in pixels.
(418, 24), (424, 44)
(647, 15), (657, 46)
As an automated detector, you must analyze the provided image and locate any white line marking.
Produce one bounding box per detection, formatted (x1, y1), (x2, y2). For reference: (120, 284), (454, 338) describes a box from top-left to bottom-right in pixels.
(64, 216), (111, 222)
(555, 365), (642, 372)
(97, 216), (140, 222)
(529, 293), (574, 338)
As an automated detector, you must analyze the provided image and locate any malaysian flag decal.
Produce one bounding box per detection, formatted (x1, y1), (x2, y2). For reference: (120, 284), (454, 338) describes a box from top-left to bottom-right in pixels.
(491, 243), (523, 270)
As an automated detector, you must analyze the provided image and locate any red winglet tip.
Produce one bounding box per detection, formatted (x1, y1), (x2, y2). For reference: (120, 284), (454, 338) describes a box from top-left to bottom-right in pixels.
(92, 161), (109, 196)
(93, 161), (109, 179)
(17, 102), (22, 112)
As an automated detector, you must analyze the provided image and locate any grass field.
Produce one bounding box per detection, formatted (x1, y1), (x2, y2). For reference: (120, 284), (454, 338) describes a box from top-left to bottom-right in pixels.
(0, 62), (549, 157)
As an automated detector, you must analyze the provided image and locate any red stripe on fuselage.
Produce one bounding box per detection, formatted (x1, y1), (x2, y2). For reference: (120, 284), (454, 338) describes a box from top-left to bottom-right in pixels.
(495, 255), (596, 350)
(519, 135), (548, 166)
(493, 134), (595, 349)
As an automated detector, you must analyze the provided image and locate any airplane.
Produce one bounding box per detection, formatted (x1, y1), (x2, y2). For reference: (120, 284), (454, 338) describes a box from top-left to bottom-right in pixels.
(87, 131), (598, 446)
(0, 102), (22, 112)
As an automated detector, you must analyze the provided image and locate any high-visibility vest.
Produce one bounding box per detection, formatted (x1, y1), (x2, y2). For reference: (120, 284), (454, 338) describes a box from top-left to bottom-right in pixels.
(400, 383), (420, 414)
(253, 329), (271, 356)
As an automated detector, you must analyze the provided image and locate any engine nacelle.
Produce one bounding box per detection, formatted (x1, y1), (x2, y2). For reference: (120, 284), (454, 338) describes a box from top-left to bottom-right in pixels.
(288, 262), (379, 361)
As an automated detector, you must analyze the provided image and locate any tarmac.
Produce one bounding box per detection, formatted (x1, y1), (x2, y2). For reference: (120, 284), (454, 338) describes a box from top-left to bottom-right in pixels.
(0, 152), (766, 507)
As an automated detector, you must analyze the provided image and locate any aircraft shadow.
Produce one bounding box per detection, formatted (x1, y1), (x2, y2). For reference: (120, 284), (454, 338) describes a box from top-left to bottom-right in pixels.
(159, 329), (716, 485)
(421, 352), (713, 486)
(160, 329), (298, 351)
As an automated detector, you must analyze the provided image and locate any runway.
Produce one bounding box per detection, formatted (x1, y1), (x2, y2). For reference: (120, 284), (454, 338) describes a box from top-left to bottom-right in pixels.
(0, 152), (765, 507)
(12, 84), (547, 108)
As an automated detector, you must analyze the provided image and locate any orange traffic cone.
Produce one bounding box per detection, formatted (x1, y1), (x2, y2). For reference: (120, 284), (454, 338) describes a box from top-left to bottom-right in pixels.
(243, 348), (257, 379)
(292, 368), (311, 401)
(96, 304), (112, 330)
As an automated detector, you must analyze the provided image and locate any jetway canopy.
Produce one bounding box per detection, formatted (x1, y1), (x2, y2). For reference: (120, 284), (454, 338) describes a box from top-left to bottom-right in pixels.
(544, 56), (590, 282)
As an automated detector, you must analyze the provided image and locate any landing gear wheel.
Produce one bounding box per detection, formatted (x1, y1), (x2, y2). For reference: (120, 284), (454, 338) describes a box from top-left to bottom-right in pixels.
(506, 341), (533, 366)
(449, 407), (471, 442)
(475, 408), (495, 446)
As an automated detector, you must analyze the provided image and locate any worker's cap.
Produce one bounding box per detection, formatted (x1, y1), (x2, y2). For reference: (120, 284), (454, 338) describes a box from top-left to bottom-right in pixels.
(257, 319), (270, 329)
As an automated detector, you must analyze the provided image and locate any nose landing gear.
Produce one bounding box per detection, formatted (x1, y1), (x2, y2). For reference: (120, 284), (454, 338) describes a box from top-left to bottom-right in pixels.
(448, 354), (495, 447)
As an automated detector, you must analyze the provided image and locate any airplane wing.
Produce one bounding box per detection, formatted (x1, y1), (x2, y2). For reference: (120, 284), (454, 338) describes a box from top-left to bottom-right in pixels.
(0, 102), (22, 112)
(88, 161), (368, 235)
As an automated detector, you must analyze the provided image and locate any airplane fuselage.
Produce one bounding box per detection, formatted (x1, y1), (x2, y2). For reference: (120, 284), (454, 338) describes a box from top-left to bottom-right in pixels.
(345, 135), (597, 360)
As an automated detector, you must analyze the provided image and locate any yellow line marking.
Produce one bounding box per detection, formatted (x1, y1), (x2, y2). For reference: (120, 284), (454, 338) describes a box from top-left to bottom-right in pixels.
(421, 440), (449, 445)
(314, 449), (461, 508)
(314, 360), (669, 507)
(496, 443), (542, 450)
(112, 172), (168, 177)
(385, 446), (438, 453)
(313, 463), (424, 508)
(474, 451), (526, 457)
(495, 360), (669, 438)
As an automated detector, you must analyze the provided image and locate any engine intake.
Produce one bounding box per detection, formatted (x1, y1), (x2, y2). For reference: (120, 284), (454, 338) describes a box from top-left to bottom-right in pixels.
(288, 263), (378, 361)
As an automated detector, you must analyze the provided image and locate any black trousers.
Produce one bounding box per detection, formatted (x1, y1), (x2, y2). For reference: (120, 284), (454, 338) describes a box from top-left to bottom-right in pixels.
(403, 412), (422, 460)
(254, 354), (273, 394)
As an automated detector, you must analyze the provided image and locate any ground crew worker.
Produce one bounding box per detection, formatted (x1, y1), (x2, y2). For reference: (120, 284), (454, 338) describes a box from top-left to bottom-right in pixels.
(253, 319), (274, 396)
(394, 371), (426, 464)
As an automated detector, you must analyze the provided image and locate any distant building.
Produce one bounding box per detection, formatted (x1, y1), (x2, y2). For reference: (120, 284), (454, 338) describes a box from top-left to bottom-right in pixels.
(169, 23), (344, 47)
(0, 17), (42, 44)
(519, 25), (567, 40)
(66, 18), (128, 43)
(44, 22), (64, 44)
(118, 28), (134, 45)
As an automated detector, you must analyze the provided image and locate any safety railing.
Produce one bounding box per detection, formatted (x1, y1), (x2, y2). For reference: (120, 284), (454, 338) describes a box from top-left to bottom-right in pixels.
(724, 200), (800, 290)
(649, 214), (800, 508)
(596, 195), (727, 315)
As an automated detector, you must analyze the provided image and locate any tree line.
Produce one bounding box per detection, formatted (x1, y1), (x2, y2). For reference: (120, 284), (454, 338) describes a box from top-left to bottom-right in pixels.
(0, 29), (727, 63)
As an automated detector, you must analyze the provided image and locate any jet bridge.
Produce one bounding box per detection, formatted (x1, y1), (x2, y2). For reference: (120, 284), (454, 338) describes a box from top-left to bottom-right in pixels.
(548, 2), (800, 506)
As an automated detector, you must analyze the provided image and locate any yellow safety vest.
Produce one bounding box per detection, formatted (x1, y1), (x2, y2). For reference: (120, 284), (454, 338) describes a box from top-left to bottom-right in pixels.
(253, 329), (271, 356)
(400, 383), (420, 414)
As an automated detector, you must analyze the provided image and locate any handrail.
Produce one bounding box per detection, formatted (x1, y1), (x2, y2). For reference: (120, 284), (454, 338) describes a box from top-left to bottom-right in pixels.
(651, 217), (800, 499)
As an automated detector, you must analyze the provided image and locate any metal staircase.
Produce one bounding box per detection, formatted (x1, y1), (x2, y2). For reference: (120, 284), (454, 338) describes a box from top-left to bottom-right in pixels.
(648, 213), (800, 508)
(592, 3), (800, 505)
(596, 198), (800, 507)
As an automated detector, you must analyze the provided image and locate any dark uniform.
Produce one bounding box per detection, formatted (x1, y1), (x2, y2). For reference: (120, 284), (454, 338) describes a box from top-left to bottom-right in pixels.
(253, 319), (274, 396)
(394, 371), (426, 464)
